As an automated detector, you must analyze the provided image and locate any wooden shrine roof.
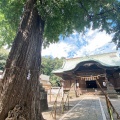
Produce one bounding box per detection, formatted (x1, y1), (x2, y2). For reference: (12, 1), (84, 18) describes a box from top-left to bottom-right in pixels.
(52, 52), (120, 75)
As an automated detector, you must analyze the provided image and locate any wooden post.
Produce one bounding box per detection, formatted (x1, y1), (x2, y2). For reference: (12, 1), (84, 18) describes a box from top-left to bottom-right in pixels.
(62, 92), (64, 114)
(68, 93), (69, 110)
(50, 87), (51, 102)
(61, 86), (64, 97)
(54, 101), (57, 120)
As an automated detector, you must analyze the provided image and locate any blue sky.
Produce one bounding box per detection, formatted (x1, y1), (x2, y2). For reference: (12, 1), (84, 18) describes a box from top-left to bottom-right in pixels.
(42, 28), (118, 58)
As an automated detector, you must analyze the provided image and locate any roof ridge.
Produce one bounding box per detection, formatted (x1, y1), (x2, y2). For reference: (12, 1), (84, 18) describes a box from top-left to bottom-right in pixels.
(66, 52), (117, 60)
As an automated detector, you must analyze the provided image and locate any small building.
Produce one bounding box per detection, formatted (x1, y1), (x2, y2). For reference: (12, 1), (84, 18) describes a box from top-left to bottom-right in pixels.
(39, 74), (51, 91)
(39, 74), (51, 111)
(52, 52), (120, 98)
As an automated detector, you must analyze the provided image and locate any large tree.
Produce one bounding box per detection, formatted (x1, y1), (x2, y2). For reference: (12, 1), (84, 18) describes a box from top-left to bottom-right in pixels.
(0, 0), (120, 120)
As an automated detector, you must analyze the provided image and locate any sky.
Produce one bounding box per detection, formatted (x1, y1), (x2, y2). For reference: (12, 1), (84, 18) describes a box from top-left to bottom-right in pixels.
(42, 28), (118, 59)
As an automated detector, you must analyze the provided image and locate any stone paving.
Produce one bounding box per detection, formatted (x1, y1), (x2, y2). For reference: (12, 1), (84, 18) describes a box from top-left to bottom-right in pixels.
(43, 95), (120, 120)
(59, 96), (104, 120)
(58, 95), (120, 120)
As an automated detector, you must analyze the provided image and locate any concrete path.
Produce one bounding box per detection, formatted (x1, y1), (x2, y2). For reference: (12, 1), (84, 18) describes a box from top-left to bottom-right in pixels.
(59, 96), (106, 120)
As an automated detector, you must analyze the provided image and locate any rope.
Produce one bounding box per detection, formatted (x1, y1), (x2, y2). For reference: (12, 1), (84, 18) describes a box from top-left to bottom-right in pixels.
(96, 79), (120, 120)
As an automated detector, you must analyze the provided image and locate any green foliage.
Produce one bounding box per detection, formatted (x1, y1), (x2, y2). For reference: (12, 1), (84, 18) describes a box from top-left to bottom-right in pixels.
(0, 48), (9, 70)
(0, 0), (25, 47)
(41, 56), (64, 85)
(0, 0), (120, 48)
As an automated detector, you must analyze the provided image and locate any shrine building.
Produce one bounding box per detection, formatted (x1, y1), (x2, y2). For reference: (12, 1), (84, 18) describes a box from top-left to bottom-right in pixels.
(52, 52), (120, 96)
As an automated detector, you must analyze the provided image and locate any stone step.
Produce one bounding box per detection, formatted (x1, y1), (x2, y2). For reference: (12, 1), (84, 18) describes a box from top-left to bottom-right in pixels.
(107, 93), (118, 98)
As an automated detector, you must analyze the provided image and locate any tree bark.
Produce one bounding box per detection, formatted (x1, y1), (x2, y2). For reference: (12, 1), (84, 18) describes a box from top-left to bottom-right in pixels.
(0, 0), (45, 119)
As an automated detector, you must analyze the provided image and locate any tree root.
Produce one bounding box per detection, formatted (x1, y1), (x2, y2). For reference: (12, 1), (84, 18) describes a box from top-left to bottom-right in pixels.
(5, 104), (26, 120)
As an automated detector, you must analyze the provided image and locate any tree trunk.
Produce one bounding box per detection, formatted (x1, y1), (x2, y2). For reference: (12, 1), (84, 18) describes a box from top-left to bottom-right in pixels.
(0, 0), (45, 119)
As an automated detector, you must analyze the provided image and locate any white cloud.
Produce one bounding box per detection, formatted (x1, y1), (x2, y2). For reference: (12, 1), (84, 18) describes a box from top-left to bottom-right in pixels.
(74, 30), (116, 57)
(42, 29), (117, 58)
(42, 42), (75, 58)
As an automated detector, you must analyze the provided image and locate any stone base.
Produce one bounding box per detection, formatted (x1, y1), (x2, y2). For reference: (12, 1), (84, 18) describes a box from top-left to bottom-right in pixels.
(107, 90), (118, 98)
(40, 83), (48, 111)
(41, 98), (48, 111)
(69, 90), (77, 98)
(106, 82), (118, 99)
(107, 93), (118, 98)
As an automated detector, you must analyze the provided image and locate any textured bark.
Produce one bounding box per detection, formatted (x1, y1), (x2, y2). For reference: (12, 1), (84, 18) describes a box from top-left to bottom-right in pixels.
(0, 0), (45, 119)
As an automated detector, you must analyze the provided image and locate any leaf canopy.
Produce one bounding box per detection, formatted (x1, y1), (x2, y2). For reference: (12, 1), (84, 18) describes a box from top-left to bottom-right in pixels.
(0, 0), (120, 48)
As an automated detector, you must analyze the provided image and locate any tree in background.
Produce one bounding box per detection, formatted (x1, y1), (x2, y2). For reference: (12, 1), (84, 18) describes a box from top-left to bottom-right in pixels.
(41, 56), (64, 86)
(0, 48), (9, 70)
(0, 0), (120, 120)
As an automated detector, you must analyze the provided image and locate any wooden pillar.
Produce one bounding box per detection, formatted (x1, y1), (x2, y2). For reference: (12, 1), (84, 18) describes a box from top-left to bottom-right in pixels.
(50, 87), (51, 102)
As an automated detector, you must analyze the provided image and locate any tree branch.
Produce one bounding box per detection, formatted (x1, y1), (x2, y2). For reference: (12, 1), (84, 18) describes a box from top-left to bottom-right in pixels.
(78, 0), (88, 14)
(77, 1), (119, 21)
